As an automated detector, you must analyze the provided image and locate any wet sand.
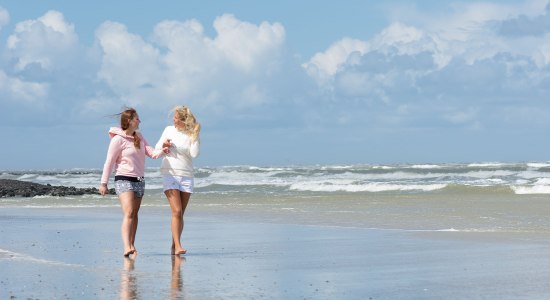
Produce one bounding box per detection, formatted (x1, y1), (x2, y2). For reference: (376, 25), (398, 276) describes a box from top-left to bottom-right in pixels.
(2, 206), (550, 299)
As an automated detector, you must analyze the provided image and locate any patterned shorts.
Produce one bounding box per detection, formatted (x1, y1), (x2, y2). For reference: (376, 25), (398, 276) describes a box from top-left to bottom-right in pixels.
(162, 175), (194, 193)
(115, 180), (145, 198)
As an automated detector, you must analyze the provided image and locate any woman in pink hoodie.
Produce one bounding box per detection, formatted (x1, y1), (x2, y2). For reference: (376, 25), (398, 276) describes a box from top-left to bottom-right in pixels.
(99, 107), (167, 257)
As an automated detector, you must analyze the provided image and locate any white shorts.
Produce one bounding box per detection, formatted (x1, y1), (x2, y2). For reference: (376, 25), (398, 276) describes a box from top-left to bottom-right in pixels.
(162, 175), (194, 193)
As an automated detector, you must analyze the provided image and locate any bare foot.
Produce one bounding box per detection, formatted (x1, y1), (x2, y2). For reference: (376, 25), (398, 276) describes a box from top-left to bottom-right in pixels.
(174, 248), (187, 255)
(123, 249), (135, 257)
(171, 241), (187, 255)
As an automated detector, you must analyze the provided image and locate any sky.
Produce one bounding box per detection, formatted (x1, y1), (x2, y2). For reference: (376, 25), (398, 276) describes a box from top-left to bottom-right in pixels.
(1, 0), (550, 170)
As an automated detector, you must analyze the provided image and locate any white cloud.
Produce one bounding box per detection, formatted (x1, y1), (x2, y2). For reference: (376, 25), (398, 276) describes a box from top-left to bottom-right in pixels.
(296, 1), (550, 134)
(6, 10), (78, 71)
(371, 22), (426, 47)
(1, 10), (102, 123)
(0, 11), (290, 126)
(153, 19), (211, 77)
(95, 14), (286, 111)
(0, 71), (49, 104)
(0, 7), (9, 30)
(95, 21), (162, 103)
(304, 22), (447, 87)
(3, 2), (550, 166)
(151, 18), (223, 105)
(384, 1), (550, 65)
(3, 2), (550, 136)
(212, 14), (285, 72)
(386, 0), (547, 38)
(303, 37), (367, 81)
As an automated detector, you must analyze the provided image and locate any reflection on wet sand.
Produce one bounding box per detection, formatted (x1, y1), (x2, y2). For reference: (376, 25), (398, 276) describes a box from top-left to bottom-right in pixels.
(118, 254), (185, 299)
(171, 255), (186, 299)
(120, 256), (138, 300)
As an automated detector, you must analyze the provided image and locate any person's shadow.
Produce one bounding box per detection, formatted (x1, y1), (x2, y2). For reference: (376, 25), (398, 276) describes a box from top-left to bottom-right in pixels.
(120, 256), (138, 300)
(171, 255), (186, 299)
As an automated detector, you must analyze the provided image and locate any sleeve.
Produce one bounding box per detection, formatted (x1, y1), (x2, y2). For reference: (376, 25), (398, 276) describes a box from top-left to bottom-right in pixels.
(155, 127), (168, 150)
(144, 136), (164, 159)
(100, 136), (122, 184)
(189, 139), (200, 158)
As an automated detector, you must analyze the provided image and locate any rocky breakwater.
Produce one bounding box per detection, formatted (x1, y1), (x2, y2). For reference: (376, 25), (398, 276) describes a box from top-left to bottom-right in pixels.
(0, 179), (115, 197)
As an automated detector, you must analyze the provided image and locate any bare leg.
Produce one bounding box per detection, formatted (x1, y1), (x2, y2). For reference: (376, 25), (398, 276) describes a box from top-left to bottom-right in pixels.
(119, 192), (141, 256)
(165, 190), (190, 254)
(130, 196), (142, 253)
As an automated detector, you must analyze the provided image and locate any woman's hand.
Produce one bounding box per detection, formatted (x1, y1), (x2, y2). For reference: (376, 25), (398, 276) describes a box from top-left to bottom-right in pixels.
(99, 184), (108, 196)
(161, 138), (172, 154)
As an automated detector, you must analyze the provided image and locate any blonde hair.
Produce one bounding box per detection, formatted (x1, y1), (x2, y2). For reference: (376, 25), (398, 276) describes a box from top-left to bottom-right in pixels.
(120, 107), (141, 149)
(173, 106), (201, 142)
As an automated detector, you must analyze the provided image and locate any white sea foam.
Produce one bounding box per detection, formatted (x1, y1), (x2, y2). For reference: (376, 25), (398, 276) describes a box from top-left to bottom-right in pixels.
(462, 170), (515, 178)
(517, 170), (550, 179)
(437, 228), (459, 232)
(433, 228), (499, 233)
(372, 165), (395, 169)
(527, 162), (550, 169)
(0, 172), (18, 179)
(511, 176), (550, 195)
(511, 185), (550, 194)
(0, 248), (84, 267)
(535, 178), (550, 185)
(320, 165), (355, 170)
(18, 173), (38, 180)
(289, 182), (447, 192)
(146, 184), (163, 190)
(19, 204), (119, 208)
(410, 164), (442, 169)
(196, 169), (289, 187)
(4, 162), (550, 196)
(467, 162), (506, 167)
(357, 171), (441, 180)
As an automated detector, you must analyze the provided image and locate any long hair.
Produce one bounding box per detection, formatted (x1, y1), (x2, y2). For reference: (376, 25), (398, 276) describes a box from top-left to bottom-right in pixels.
(173, 106), (201, 142)
(120, 107), (141, 149)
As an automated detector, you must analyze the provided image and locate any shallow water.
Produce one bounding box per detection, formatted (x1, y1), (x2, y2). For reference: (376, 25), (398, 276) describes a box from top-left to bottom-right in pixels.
(1, 187), (549, 235)
(2, 162), (550, 233)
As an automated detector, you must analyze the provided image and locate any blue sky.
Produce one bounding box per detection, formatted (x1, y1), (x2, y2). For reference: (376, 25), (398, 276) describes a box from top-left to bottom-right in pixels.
(1, 0), (550, 169)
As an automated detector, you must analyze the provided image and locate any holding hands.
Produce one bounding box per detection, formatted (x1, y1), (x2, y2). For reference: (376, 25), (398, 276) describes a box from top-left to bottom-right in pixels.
(162, 138), (172, 153)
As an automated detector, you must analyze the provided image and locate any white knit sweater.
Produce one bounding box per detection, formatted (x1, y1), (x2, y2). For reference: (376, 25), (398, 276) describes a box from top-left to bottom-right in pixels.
(155, 126), (200, 177)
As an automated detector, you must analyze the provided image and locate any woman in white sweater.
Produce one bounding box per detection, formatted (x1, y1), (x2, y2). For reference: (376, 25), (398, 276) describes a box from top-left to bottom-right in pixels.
(156, 106), (200, 255)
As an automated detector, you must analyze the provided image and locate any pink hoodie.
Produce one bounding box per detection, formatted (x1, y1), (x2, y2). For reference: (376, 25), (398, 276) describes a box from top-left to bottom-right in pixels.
(100, 127), (163, 184)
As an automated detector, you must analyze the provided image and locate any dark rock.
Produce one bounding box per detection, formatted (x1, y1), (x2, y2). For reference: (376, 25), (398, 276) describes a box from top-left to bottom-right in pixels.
(0, 179), (115, 198)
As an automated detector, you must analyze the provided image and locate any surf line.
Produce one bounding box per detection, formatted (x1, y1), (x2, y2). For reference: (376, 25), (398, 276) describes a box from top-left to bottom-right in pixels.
(0, 248), (84, 268)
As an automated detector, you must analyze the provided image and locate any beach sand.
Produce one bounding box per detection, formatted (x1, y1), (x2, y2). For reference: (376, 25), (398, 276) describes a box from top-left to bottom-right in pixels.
(2, 206), (550, 299)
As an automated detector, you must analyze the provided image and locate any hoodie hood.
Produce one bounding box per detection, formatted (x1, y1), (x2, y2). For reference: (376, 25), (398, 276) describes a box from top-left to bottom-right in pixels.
(108, 127), (142, 139)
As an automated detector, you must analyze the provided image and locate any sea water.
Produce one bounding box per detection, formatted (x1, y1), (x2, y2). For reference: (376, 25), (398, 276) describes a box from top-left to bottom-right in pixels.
(2, 162), (550, 232)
